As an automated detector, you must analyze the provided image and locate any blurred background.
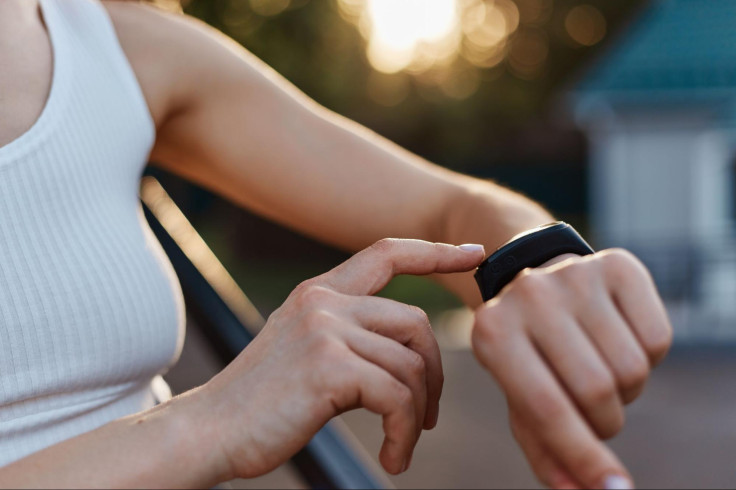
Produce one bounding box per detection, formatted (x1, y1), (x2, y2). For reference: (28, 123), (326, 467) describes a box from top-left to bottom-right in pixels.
(156, 0), (736, 488)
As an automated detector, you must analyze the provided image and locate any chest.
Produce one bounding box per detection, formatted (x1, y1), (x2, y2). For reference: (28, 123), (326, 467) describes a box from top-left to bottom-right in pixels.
(0, 157), (185, 401)
(0, 13), (53, 149)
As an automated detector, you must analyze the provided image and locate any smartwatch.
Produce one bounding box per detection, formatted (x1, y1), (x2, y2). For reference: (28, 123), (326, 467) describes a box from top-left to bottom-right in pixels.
(474, 222), (595, 302)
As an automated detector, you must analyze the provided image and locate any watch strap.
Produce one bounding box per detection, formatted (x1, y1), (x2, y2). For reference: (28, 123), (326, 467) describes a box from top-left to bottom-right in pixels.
(474, 222), (595, 302)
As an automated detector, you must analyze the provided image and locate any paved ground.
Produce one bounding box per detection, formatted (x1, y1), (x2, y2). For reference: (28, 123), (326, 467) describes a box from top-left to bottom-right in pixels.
(166, 318), (736, 489)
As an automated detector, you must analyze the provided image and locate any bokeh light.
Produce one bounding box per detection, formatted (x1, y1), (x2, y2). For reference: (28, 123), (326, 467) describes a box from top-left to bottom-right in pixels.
(565, 4), (607, 47)
(509, 28), (548, 79)
(514, 0), (553, 26)
(363, 0), (460, 73)
(338, 0), (522, 81)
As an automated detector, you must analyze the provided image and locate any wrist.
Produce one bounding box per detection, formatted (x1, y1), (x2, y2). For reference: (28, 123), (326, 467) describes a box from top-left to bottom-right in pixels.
(442, 182), (554, 248)
(153, 386), (235, 486)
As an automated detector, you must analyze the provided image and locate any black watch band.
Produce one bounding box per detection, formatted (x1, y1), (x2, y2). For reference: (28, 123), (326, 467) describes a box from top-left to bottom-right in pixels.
(474, 222), (595, 302)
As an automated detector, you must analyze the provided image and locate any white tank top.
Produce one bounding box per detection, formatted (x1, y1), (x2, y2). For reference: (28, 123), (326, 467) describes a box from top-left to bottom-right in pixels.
(0, 0), (185, 466)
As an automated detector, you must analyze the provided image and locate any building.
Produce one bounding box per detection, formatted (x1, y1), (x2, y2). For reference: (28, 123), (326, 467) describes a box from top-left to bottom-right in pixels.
(569, 0), (736, 341)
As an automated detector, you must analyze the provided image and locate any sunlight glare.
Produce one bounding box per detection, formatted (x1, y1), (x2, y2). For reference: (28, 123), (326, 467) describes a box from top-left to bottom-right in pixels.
(364, 0), (459, 73)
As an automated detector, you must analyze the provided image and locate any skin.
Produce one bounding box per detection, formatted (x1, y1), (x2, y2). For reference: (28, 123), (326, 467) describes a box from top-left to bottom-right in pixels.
(0, 1), (673, 489)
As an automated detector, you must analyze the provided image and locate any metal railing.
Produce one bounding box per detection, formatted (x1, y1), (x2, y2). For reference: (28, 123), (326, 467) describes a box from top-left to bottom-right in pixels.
(141, 177), (392, 490)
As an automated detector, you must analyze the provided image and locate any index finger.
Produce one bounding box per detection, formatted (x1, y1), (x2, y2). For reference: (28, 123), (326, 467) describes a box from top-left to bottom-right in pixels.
(314, 239), (485, 296)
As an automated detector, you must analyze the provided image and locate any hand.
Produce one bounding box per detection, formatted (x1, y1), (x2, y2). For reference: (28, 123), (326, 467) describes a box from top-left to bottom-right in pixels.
(471, 249), (673, 490)
(198, 239), (485, 480)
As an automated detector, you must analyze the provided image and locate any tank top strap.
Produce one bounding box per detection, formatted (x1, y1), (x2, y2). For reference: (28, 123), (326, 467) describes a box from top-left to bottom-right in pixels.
(40, 0), (156, 150)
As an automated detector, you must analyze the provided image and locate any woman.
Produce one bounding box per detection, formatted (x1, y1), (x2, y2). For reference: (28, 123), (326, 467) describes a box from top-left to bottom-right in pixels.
(0, 0), (672, 488)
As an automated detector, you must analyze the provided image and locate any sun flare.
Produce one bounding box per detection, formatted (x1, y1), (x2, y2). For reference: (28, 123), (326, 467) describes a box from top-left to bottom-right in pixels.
(364, 0), (459, 73)
(338, 0), (524, 77)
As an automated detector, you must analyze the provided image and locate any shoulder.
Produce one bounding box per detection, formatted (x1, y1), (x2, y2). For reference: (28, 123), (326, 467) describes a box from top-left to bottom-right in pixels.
(101, 1), (241, 128)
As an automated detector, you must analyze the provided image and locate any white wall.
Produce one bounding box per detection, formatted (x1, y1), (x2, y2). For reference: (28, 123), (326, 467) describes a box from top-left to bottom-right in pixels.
(582, 110), (736, 340)
(586, 116), (733, 246)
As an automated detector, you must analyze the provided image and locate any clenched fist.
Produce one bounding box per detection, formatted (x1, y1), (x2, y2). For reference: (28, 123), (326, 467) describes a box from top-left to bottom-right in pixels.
(472, 249), (672, 490)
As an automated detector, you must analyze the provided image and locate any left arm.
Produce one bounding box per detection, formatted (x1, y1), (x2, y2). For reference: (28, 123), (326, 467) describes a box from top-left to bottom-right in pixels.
(106, 2), (552, 307)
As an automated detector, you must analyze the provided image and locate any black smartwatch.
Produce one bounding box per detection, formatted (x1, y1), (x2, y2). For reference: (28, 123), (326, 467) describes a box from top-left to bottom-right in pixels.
(474, 222), (595, 302)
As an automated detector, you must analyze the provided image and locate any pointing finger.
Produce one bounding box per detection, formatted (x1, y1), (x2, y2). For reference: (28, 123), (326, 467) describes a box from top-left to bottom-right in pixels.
(314, 239), (485, 296)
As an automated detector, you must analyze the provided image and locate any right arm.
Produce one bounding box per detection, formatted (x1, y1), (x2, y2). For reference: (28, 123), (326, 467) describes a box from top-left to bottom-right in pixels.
(0, 240), (484, 488)
(0, 391), (227, 488)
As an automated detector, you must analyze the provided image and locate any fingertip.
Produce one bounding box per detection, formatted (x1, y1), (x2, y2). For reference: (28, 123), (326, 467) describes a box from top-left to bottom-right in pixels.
(453, 244), (486, 272)
(379, 440), (406, 475)
(602, 475), (634, 490)
(423, 404), (440, 430)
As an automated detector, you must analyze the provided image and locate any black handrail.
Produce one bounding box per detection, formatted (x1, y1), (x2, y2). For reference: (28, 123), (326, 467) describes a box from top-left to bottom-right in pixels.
(141, 177), (392, 490)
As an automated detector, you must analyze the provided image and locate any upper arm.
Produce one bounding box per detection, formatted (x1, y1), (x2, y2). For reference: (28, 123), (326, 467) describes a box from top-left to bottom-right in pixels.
(105, 1), (329, 169)
(105, 3), (466, 250)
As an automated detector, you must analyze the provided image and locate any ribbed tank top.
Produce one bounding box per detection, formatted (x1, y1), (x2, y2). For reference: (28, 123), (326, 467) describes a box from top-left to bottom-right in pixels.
(0, 0), (185, 466)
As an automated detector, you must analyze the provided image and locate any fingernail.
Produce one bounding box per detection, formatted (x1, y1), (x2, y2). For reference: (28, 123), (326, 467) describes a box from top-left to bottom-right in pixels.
(604, 475), (633, 490)
(458, 243), (485, 253)
(400, 459), (409, 473)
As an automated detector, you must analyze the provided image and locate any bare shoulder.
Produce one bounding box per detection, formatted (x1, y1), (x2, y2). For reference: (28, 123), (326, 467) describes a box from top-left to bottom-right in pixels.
(101, 1), (245, 128)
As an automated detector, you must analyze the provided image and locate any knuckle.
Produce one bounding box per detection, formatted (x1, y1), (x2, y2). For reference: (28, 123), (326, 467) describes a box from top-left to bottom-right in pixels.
(407, 306), (433, 338)
(474, 303), (499, 326)
(646, 326), (674, 364)
(408, 305), (431, 327)
(581, 372), (618, 408)
(472, 307), (508, 347)
(618, 356), (650, 392)
(370, 238), (398, 255)
(292, 278), (317, 296)
(603, 247), (636, 265)
(302, 308), (336, 332)
(513, 271), (550, 303)
(297, 285), (334, 307)
(393, 382), (414, 409)
(406, 351), (426, 377)
(431, 241), (449, 258)
(600, 248), (645, 279)
(558, 262), (596, 299)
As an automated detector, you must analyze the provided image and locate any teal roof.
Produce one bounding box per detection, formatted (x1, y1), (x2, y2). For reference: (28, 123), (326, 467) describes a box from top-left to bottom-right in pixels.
(579, 0), (736, 94)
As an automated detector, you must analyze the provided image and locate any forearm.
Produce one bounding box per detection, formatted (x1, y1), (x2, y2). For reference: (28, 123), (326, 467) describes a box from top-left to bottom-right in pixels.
(433, 180), (554, 307)
(137, 9), (551, 268)
(0, 388), (228, 489)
